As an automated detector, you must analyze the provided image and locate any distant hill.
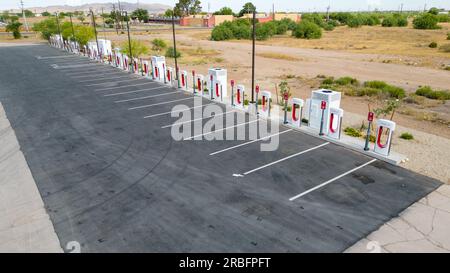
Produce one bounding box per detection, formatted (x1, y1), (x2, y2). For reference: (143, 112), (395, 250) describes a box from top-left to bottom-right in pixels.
(8, 2), (171, 15)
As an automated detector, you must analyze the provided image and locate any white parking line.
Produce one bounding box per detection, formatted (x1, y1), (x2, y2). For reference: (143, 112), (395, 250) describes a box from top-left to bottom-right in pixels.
(289, 158), (377, 201)
(161, 110), (236, 129)
(115, 91), (181, 103)
(184, 119), (259, 141)
(37, 55), (77, 59)
(71, 71), (124, 78)
(85, 78), (144, 86)
(235, 142), (330, 177)
(210, 129), (293, 156)
(78, 75), (132, 83)
(53, 63), (100, 69)
(128, 97), (192, 110)
(143, 103), (215, 119)
(103, 86), (165, 97)
(95, 82), (156, 92)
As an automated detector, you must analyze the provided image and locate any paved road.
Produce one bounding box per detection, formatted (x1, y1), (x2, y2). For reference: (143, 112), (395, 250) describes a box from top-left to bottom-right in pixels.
(0, 45), (441, 252)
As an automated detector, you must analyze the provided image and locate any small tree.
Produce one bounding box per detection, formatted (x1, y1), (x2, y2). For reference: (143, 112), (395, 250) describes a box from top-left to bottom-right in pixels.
(165, 46), (181, 58)
(373, 99), (401, 121)
(77, 14), (85, 24)
(42, 11), (51, 17)
(413, 13), (440, 29)
(121, 40), (149, 57)
(293, 21), (322, 39)
(175, 0), (202, 17)
(151, 38), (167, 54)
(214, 7), (234, 16)
(6, 21), (22, 39)
(73, 25), (95, 46)
(238, 2), (256, 17)
(131, 8), (149, 22)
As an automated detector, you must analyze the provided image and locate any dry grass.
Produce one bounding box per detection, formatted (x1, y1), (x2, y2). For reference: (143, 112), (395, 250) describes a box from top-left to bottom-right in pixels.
(256, 52), (302, 62)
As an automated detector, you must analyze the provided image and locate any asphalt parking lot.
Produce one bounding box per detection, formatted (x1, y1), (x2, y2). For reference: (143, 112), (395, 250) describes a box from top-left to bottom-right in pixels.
(0, 44), (442, 252)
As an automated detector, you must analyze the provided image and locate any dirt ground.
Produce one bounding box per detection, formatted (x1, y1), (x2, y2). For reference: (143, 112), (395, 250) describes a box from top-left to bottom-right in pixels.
(1, 23), (449, 183)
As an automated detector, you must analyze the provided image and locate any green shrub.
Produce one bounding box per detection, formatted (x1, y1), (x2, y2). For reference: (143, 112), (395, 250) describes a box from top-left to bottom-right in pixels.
(6, 21), (22, 39)
(335, 76), (358, 86)
(437, 14), (450, 23)
(322, 77), (334, 85)
(382, 85), (406, 99)
(364, 81), (388, 89)
(344, 127), (362, 137)
(301, 13), (326, 28)
(357, 87), (381, 97)
(165, 47), (181, 58)
(323, 23), (335, 31)
(394, 14), (408, 27)
(413, 13), (440, 29)
(211, 24), (234, 41)
(292, 21), (322, 39)
(429, 42), (438, 48)
(151, 38), (167, 53)
(400, 132), (414, 140)
(447, 32), (450, 40)
(347, 17), (362, 28)
(416, 86), (450, 100)
(382, 14), (408, 27)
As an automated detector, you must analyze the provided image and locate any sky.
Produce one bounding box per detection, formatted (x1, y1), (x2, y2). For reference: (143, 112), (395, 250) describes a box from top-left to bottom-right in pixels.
(1, 0), (450, 12)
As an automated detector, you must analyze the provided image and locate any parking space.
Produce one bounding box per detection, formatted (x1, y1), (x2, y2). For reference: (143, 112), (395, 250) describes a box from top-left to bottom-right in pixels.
(0, 45), (442, 252)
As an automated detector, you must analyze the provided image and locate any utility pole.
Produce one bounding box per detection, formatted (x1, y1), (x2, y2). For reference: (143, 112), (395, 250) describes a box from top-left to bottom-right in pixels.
(272, 3), (275, 21)
(124, 11), (133, 72)
(118, 0), (124, 30)
(69, 13), (75, 39)
(113, 4), (119, 34)
(101, 7), (106, 39)
(172, 10), (179, 87)
(326, 5), (330, 22)
(20, 0), (29, 32)
(400, 3), (404, 13)
(250, 9), (256, 104)
(90, 9), (101, 60)
(55, 12), (61, 36)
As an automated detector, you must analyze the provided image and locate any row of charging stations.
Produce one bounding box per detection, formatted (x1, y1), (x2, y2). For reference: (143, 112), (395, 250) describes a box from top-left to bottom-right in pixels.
(50, 36), (397, 157)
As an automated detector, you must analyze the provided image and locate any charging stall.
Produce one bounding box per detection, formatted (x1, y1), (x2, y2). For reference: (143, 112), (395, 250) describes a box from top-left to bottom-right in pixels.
(374, 119), (396, 156)
(141, 59), (150, 78)
(151, 56), (166, 82)
(122, 55), (130, 71)
(208, 68), (227, 99)
(114, 49), (122, 68)
(260, 91), (272, 117)
(166, 67), (174, 86)
(235, 85), (245, 109)
(291, 98), (304, 128)
(328, 108), (344, 140)
(180, 70), (188, 91)
(87, 42), (98, 60)
(307, 89), (341, 134)
(132, 58), (139, 74)
(195, 74), (205, 96)
(97, 39), (112, 57)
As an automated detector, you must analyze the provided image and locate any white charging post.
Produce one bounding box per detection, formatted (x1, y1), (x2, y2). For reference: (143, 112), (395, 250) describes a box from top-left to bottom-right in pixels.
(328, 108), (344, 140)
(180, 70), (188, 91)
(195, 74), (205, 96)
(236, 85), (245, 109)
(260, 91), (272, 118)
(374, 119), (396, 156)
(230, 80), (235, 106)
(319, 101), (327, 136)
(151, 56), (166, 82)
(291, 98), (304, 128)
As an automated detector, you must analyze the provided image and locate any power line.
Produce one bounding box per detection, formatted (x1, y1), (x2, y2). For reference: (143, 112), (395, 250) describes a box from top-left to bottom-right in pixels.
(20, 0), (29, 32)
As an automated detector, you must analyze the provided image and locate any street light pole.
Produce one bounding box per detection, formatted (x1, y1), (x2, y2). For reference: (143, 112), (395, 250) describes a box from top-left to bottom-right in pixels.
(90, 9), (101, 60)
(124, 11), (133, 72)
(172, 11), (179, 88)
(250, 9), (256, 104)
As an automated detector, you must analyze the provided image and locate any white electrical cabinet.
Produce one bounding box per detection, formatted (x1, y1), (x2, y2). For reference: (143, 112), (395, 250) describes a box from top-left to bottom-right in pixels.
(97, 39), (112, 56)
(308, 89), (341, 134)
(151, 56), (166, 82)
(208, 68), (228, 98)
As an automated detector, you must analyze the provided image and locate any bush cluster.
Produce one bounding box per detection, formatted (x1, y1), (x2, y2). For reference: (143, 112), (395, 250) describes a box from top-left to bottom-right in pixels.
(382, 14), (408, 27)
(415, 86), (450, 100)
(320, 78), (406, 99)
(292, 20), (322, 39)
(211, 18), (292, 41)
(400, 132), (414, 140)
(413, 13), (440, 29)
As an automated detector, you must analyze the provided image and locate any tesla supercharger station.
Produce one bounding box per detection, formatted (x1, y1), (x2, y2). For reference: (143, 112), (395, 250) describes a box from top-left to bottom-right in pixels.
(195, 74), (205, 96)
(291, 98), (304, 127)
(260, 91), (272, 117)
(308, 89), (341, 134)
(133, 58), (139, 74)
(88, 42), (98, 60)
(151, 56), (166, 82)
(235, 85), (245, 109)
(122, 55), (130, 71)
(166, 67), (174, 86)
(114, 49), (122, 68)
(180, 71), (188, 91)
(208, 68), (228, 98)
(98, 39), (112, 58)
(374, 119), (396, 156)
(54, 35), (63, 48)
(142, 60), (150, 78)
(328, 108), (344, 140)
